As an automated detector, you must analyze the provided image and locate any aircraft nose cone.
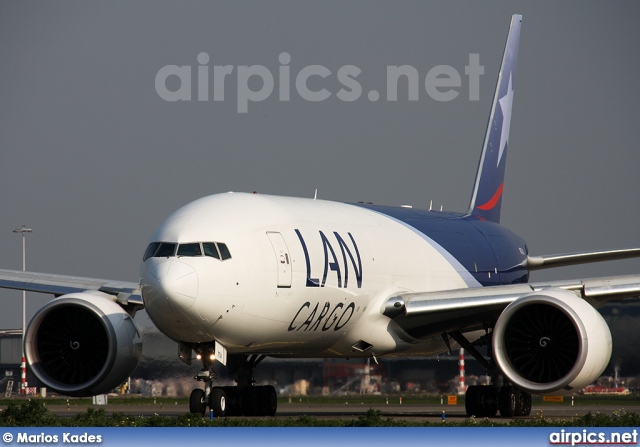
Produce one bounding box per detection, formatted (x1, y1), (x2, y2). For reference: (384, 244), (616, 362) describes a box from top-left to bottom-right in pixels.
(149, 260), (199, 312)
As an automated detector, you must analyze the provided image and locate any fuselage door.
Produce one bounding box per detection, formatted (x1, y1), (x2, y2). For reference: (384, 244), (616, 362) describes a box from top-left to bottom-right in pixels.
(267, 231), (292, 288)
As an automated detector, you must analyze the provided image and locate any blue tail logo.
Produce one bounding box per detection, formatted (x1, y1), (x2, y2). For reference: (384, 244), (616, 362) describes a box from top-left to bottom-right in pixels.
(468, 14), (521, 223)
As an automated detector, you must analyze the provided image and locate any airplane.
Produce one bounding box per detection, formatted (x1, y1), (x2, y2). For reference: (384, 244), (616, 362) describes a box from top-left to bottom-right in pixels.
(1, 14), (640, 418)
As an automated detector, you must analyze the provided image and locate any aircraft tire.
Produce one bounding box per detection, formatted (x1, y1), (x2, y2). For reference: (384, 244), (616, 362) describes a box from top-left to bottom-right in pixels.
(465, 385), (480, 417)
(465, 385), (498, 418)
(209, 387), (227, 417)
(223, 386), (242, 416)
(516, 391), (532, 416)
(241, 387), (259, 416)
(481, 387), (498, 418)
(261, 385), (277, 416)
(189, 388), (206, 415)
(498, 386), (518, 417)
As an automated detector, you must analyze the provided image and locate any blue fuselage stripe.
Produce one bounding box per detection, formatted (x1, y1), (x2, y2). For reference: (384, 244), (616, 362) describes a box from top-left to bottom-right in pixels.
(353, 203), (529, 286)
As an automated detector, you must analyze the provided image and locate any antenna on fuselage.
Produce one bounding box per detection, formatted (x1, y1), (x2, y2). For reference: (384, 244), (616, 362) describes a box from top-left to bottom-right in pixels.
(314, 189), (318, 200)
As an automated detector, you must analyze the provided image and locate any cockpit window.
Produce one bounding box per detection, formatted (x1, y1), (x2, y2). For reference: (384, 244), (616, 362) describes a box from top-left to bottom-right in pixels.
(155, 242), (177, 257)
(144, 241), (231, 261)
(143, 242), (161, 261)
(218, 243), (232, 260)
(202, 242), (220, 259)
(177, 243), (202, 257)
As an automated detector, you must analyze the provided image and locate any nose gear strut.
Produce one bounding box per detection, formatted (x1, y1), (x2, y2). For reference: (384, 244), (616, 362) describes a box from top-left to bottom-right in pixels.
(188, 348), (277, 417)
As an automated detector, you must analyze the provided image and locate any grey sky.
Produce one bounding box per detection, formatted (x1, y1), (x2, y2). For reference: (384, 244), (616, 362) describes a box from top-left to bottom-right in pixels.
(0, 1), (639, 331)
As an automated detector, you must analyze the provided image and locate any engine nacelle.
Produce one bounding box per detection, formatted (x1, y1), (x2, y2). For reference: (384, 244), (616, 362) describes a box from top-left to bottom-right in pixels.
(25, 291), (142, 397)
(492, 288), (611, 394)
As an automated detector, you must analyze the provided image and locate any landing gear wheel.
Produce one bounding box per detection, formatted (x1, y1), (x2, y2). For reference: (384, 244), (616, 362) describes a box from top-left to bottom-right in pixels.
(238, 386), (278, 416)
(223, 386), (242, 416)
(516, 391), (532, 416)
(209, 387), (227, 417)
(189, 388), (206, 415)
(258, 385), (277, 416)
(465, 385), (480, 417)
(480, 387), (498, 417)
(241, 387), (259, 416)
(465, 385), (497, 418)
(498, 386), (519, 417)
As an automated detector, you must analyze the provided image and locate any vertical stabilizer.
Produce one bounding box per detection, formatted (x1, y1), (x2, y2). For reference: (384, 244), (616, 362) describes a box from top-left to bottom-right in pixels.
(468, 14), (521, 223)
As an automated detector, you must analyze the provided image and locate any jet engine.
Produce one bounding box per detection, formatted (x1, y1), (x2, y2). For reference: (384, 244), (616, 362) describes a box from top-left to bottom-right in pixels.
(492, 288), (611, 394)
(25, 291), (142, 396)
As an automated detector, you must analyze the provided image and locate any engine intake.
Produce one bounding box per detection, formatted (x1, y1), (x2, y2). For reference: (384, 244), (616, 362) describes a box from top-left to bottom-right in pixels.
(25, 291), (142, 396)
(492, 288), (611, 394)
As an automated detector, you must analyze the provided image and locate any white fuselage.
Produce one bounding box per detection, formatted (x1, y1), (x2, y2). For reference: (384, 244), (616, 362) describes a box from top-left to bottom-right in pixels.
(139, 192), (478, 358)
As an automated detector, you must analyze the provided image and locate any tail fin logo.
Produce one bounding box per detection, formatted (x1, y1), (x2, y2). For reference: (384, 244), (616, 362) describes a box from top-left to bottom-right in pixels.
(497, 74), (514, 167)
(476, 183), (504, 211)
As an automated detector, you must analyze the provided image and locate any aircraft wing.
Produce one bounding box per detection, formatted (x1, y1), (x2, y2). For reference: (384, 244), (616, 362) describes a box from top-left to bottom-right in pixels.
(526, 248), (640, 270)
(0, 268), (143, 308)
(383, 274), (640, 340)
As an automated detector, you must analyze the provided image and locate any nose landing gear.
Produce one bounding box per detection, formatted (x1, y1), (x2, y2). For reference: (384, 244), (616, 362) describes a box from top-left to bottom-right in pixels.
(188, 352), (277, 417)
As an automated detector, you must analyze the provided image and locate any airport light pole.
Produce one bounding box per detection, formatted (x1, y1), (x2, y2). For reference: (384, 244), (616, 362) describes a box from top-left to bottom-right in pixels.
(13, 225), (32, 396)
